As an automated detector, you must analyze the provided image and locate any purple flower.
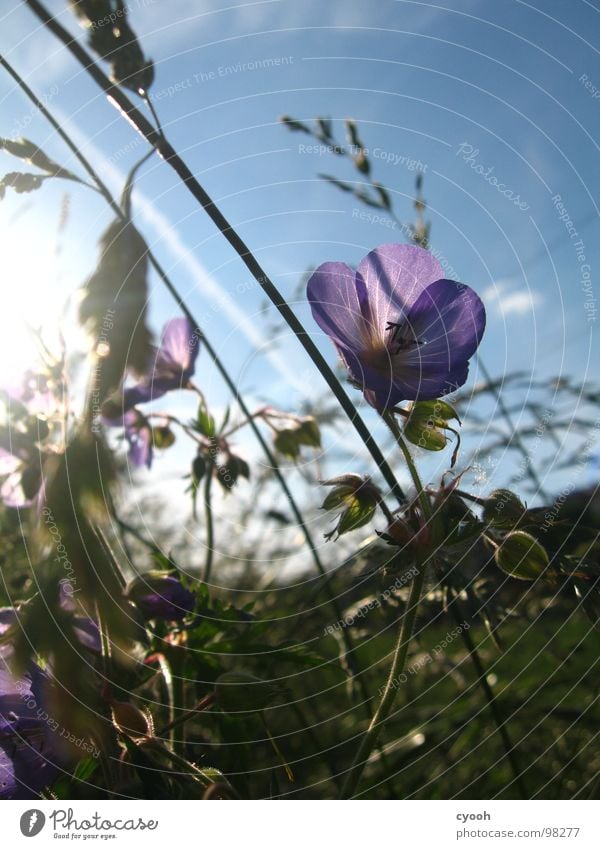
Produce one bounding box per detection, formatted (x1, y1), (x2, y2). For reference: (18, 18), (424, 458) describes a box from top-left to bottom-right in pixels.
(0, 676), (62, 800)
(0, 612), (62, 799)
(122, 317), (201, 411)
(102, 317), (200, 469)
(0, 599), (102, 798)
(126, 573), (196, 622)
(111, 409), (153, 470)
(307, 244), (486, 410)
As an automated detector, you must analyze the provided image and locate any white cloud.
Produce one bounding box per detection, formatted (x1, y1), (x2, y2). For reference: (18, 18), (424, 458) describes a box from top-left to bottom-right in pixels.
(482, 280), (542, 316)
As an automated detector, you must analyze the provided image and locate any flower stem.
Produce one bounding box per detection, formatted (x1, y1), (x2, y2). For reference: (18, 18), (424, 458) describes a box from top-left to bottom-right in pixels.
(340, 549), (427, 798)
(157, 692), (215, 737)
(142, 738), (215, 787)
(202, 464), (215, 584)
(382, 410), (433, 526)
(340, 410), (432, 798)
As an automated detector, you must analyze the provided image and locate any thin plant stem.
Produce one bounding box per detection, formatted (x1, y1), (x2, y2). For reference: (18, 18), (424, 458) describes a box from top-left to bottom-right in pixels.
(340, 411), (432, 798)
(202, 464), (215, 584)
(448, 587), (528, 798)
(21, 0), (407, 508)
(340, 549), (428, 798)
(383, 411), (433, 526)
(142, 738), (215, 787)
(260, 712), (294, 783)
(157, 692), (215, 737)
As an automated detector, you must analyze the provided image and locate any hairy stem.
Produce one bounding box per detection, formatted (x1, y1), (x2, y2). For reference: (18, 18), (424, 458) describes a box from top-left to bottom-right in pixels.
(340, 550), (427, 798)
(341, 412), (432, 798)
(202, 466), (215, 584)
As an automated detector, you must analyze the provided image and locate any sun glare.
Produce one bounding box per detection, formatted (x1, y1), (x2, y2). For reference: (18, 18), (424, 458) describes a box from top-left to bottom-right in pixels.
(1, 216), (66, 389)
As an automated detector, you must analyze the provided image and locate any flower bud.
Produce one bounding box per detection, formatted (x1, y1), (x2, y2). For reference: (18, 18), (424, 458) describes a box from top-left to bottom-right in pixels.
(110, 700), (153, 738)
(151, 425), (175, 449)
(381, 517), (415, 548)
(214, 671), (281, 714)
(216, 453), (250, 492)
(126, 572), (196, 621)
(495, 531), (549, 580)
(483, 489), (526, 528)
(320, 475), (380, 540)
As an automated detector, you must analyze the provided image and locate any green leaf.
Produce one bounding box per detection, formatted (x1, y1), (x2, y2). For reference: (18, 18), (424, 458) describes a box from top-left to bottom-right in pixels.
(220, 405), (231, 431)
(273, 428), (301, 459)
(73, 756), (100, 782)
(295, 417), (321, 448)
(196, 399), (216, 438)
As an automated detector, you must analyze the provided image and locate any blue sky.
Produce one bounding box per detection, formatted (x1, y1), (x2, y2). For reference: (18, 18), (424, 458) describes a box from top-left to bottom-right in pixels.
(1, 0), (599, 516)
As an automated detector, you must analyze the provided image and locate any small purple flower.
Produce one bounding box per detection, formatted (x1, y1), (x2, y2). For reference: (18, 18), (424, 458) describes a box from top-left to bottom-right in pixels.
(0, 598), (102, 799)
(0, 612), (61, 799)
(0, 683), (62, 800)
(122, 317), (201, 411)
(307, 244), (486, 410)
(102, 317), (200, 469)
(108, 409), (153, 470)
(126, 573), (196, 622)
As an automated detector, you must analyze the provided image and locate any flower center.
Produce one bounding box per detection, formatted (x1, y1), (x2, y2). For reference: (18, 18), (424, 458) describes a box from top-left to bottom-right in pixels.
(360, 343), (393, 373)
(386, 319), (425, 354)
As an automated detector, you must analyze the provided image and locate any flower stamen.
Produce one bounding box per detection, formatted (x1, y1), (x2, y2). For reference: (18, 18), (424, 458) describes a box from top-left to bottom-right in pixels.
(386, 320), (425, 353)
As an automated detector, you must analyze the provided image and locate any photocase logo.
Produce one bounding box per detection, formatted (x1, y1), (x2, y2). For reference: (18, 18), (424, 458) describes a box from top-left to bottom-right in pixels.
(19, 810), (46, 837)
